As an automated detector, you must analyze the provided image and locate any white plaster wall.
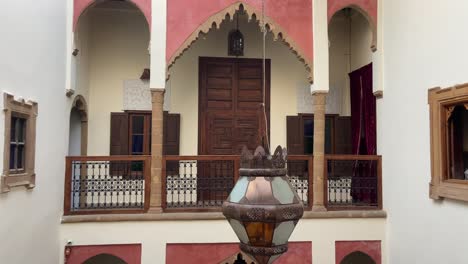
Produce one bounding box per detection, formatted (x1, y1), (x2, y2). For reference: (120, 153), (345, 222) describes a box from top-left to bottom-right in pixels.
(168, 14), (309, 155)
(381, 0), (468, 263)
(74, 11), (91, 102)
(59, 218), (386, 264)
(84, 5), (150, 155)
(350, 12), (373, 72)
(0, 0), (67, 262)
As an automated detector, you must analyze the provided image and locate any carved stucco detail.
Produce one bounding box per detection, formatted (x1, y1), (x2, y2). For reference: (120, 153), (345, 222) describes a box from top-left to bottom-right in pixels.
(166, 1), (313, 83)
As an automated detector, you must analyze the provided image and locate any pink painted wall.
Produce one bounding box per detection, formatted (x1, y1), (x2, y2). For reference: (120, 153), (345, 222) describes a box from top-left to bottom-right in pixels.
(328, 0), (377, 25)
(166, 242), (312, 264)
(166, 0), (313, 64)
(65, 244), (142, 264)
(335, 241), (381, 264)
(73, 0), (151, 31)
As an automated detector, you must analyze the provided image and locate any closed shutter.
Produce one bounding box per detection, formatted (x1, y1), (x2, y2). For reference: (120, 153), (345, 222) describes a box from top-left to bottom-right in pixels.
(163, 112), (180, 155)
(287, 115), (304, 155)
(109, 112), (129, 177)
(110, 112), (129, 155)
(334, 116), (352, 154)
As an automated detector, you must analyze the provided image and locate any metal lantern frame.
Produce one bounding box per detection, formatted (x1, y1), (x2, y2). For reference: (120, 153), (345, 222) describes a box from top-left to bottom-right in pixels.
(223, 146), (304, 264)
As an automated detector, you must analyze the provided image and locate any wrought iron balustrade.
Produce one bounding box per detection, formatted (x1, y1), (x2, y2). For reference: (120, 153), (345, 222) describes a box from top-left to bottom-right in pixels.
(162, 155), (313, 211)
(163, 156), (239, 210)
(64, 156), (151, 215)
(287, 155), (313, 208)
(325, 155), (382, 210)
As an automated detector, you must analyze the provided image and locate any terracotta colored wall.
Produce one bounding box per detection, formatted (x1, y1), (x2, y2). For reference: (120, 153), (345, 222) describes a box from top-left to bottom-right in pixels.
(73, 0), (151, 30)
(65, 244), (142, 264)
(166, 242), (312, 264)
(335, 241), (381, 264)
(166, 0), (313, 64)
(327, 0), (377, 25)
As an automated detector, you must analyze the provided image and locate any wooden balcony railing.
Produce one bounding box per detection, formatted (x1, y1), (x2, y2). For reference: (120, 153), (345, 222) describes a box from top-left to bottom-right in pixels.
(63, 155), (151, 215)
(162, 155), (313, 211)
(162, 155), (240, 211)
(324, 155), (382, 210)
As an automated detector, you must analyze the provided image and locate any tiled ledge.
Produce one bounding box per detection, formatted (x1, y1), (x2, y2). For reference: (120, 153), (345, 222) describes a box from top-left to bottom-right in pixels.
(61, 210), (386, 224)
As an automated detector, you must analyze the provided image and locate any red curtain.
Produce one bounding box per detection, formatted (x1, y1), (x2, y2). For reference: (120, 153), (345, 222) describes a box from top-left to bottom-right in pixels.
(349, 63), (377, 205)
(349, 63), (376, 155)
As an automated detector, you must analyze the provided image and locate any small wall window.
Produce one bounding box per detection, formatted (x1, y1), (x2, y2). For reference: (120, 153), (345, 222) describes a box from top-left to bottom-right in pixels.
(429, 84), (468, 202)
(1, 93), (38, 193)
(9, 115), (27, 173)
(446, 104), (468, 180)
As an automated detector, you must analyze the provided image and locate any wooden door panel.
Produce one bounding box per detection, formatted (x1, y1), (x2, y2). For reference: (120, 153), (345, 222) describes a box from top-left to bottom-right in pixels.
(206, 64), (233, 76)
(235, 115), (259, 153)
(207, 113), (235, 155)
(199, 57), (270, 155)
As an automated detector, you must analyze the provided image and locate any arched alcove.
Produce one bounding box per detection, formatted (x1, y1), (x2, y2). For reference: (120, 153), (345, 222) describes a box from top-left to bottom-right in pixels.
(327, 7), (377, 205)
(74, 0), (150, 156)
(328, 0), (377, 51)
(69, 95), (88, 156)
(83, 253), (128, 264)
(340, 251), (376, 264)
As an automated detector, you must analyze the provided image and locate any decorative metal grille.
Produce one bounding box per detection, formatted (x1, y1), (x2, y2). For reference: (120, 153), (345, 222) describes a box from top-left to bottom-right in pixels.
(165, 159), (235, 209)
(326, 158), (379, 208)
(287, 160), (310, 206)
(69, 159), (147, 211)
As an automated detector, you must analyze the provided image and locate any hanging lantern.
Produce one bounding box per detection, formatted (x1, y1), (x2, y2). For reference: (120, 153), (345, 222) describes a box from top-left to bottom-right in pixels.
(228, 29), (244, 56)
(223, 146), (304, 264)
(228, 12), (244, 57)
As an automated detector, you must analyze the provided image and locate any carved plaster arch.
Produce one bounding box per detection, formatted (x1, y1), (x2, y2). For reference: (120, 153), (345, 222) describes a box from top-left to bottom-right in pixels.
(166, 2), (313, 83)
(70, 94), (88, 156)
(72, 94), (88, 122)
(328, 4), (378, 52)
(335, 241), (381, 264)
(73, 0), (151, 31)
(341, 251), (376, 264)
(64, 244), (142, 264)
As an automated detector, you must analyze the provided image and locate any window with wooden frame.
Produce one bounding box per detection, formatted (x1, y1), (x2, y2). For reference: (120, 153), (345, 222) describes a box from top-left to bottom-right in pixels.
(287, 114), (352, 155)
(429, 84), (468, 202)
(1, 93), (38, 193)
(110, 111), (180, 157)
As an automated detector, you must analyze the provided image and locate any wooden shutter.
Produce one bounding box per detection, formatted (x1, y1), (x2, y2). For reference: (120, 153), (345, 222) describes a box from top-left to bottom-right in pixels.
(110, 112), (129, 155)
(163, 112), (180, 155)
(334, 116), (352, 154)
(287, 115), (304, 155)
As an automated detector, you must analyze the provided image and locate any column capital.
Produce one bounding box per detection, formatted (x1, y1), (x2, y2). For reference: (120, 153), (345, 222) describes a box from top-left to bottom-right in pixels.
(312, 91), (328, 106)
(150, 88), (166, 94)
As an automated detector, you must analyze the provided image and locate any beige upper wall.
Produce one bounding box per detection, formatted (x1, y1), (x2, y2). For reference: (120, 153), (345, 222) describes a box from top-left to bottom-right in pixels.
(168, 13), (310, 155)
(81, 5), (150, 155)
(328, 9), (373, 117)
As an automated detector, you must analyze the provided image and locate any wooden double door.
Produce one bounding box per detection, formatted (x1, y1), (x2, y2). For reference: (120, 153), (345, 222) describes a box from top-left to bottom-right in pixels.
(198, 57), (271, 155)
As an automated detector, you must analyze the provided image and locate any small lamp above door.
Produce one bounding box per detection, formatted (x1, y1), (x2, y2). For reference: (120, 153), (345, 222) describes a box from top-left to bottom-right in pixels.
(228, 14), (244, 56)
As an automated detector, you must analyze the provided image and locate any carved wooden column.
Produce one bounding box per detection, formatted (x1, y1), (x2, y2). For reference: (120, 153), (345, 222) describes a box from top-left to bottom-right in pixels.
(312, 91), (328, 211)
(149, 88), (165, 212)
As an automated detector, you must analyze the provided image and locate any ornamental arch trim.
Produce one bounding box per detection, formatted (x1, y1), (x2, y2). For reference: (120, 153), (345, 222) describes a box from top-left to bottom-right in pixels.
(166, 2), (313, 83)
